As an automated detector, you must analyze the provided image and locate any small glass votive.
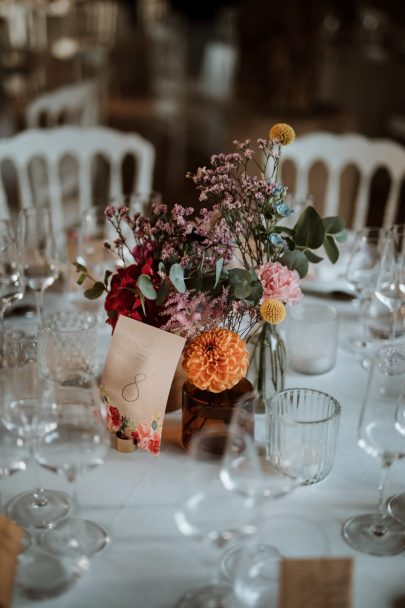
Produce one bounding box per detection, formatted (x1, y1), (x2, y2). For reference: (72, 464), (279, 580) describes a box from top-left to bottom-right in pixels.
(38, 310), (97, 384)
(267, 388), (341, 485)
(286, 303), (339, 374)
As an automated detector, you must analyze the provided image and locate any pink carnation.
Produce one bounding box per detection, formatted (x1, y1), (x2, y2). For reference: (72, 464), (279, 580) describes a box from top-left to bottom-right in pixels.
(258, 262), (303, 304)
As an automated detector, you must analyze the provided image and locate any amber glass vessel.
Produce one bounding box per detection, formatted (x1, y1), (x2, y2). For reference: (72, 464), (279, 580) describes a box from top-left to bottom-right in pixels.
(181, 378), (253, 450)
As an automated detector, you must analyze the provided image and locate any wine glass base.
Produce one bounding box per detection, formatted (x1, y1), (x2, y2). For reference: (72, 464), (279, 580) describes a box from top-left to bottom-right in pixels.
(342, 513), (405, 556)
(6, 490), (70, 529)
(16, 548), (87, 600)
(38, 518), (109, 558)
(221, 543), (281, 584)
(176, 583), (235, 608)
(387, 493), (405, 526)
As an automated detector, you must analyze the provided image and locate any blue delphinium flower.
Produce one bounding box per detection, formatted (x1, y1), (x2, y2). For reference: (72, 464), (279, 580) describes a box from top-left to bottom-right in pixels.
(269, 233), (284, 247)
(275, 201), (294, 217)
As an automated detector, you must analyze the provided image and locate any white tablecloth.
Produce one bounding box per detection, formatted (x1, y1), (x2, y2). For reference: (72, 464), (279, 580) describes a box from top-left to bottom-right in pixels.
(6, 294), (405, 608)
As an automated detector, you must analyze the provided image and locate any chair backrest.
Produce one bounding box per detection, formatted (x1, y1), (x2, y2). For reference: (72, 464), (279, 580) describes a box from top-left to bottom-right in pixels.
(0, 126), (155, 237)
(26, 80), (102, 128)
(279, 132), (405, 229)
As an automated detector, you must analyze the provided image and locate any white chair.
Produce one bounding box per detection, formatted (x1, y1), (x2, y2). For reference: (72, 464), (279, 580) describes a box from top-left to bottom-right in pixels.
(26, 80), (103, 128)
(278, 132), (405, 229)
(0, 126), (155, 238)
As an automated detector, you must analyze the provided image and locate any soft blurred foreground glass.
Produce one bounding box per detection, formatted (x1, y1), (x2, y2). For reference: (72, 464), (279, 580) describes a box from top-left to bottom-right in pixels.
(342, 345), (405, 555)
(375, 225), (405, 342)
(36, 374), (110, 558)
(286, 303), (339, 375)
(345, 227), (386, 354)
(174, 422), (258, 608)
(18, 207), (59, 321)
(267, 388), (341, 485)
(76, 205), (115, 281)
(219, 392), (305, 605)
(0, 220), (25, 363)
(38, 309), (98, 383)
(2, 330), (70, 529)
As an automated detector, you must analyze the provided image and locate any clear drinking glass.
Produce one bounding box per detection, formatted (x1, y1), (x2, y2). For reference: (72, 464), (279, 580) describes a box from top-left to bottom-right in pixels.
(267, 388), (341, 485)
(342, 344), (405, 555)
(0, 220), (25, 362)
(375, 225), (405, 342)
(38, 309), (98, 384)
(36, 374), (110, 558)
(286, 303), (339, 374)
(174, 423), (258, 608)
(18, 207), (59, 321)
(345, 227), (386, 352)
(2, 331), (71, 529)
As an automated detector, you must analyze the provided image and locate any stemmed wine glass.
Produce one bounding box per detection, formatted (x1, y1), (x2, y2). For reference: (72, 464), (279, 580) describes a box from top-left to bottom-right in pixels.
(174, 422), (258, 608)
(0, 219), (25, 361)
(18, 207), (59, 321)
(2, 333), (70, 529)
(385, 362), (405, 525)
(342, 344), (405, 555)
(219, 392), (305, 594)
(36, 374), (110, 558)
(345, 227), (386, 353)
(375, 224), (405, 343)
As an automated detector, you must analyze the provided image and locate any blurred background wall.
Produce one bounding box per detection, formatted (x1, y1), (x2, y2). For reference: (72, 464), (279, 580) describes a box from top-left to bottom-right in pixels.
(1, 0), (404, 212)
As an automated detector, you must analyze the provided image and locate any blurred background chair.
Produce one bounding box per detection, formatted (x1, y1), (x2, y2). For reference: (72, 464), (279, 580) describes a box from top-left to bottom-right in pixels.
(279, 132), (405, 230)
(0, 126), (155, 244)
(26, 79), (103, 128)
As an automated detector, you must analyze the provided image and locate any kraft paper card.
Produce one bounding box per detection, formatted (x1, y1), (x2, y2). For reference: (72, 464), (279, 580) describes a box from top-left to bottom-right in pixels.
(101, 316), (186, 455)
(279, 558), (352, 608)
(0, 515), (23, 608)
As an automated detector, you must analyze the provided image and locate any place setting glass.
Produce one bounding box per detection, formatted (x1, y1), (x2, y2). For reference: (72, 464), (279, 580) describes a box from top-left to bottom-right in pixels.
(342, 343), (405, 556)
(344, 226), (387, 356)
(18, 206), (59, 322)
(1, 330), (70, 530)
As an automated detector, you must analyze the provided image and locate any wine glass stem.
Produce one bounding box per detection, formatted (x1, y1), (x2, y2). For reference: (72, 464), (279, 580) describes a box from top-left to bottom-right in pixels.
(29, 442), (49, 507)
(373, 462), (392, 535)
(391, 309), (399, 343)
(34, 289), (44, 322)
(361, 296), (371, 344)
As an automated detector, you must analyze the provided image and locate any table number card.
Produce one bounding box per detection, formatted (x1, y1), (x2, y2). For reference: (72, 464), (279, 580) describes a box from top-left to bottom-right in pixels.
(0, 515), (23, 608)
(101, 316), (186, 455)
(279, 558), (353, 608)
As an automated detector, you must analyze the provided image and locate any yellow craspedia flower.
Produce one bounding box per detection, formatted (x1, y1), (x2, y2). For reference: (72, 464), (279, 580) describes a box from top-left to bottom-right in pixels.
(269, 123), (295, 145)
(260, 299), (286, 325)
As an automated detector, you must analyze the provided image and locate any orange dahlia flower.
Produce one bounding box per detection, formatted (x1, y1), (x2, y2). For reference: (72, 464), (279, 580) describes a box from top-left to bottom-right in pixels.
(182, 328), (249, 393)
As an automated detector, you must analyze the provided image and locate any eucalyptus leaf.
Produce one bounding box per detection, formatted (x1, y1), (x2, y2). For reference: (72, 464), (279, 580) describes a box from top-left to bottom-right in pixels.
(294, 206), (325, 249)
(158, 261), (166, 274)
(137, 274), (157, 300)
(73, 261), (87, 273)
(322, 216), (345, 234)
(335, 229), (348, 243)
(303, 250), (324, 264)
(248, 280), (264, 303)
(76, 272), (87, 286)
(324, 235), (339, 264)
(288, 250), (309, 278)
(156, 281), (170, 306)
(83, 281), (105, 300)
(274, 225), (295, 236)
(139, 292), (146, 315)
(169, 263), (187, 293)
(103, 269), (112, 287)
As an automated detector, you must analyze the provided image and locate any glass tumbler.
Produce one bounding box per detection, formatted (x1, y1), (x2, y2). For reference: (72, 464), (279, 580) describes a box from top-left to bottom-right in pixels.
(286, 303), (339, 374)
(38, 310), (97, 384)
(267, 388), (341, 485)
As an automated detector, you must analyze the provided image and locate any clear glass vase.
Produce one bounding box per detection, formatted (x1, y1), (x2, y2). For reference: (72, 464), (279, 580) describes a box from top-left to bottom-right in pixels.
(248, 323), (286, 413)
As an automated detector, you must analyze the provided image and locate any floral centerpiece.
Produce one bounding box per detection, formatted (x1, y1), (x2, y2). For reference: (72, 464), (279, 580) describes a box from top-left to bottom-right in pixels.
(76, 123), (345, 439)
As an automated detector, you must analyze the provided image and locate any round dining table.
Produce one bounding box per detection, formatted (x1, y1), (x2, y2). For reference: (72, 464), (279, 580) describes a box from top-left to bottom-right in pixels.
(5, 291), (405, 608)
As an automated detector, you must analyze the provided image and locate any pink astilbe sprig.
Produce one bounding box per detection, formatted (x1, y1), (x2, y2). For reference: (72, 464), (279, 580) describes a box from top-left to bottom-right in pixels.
(161, 290), (230, 339)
